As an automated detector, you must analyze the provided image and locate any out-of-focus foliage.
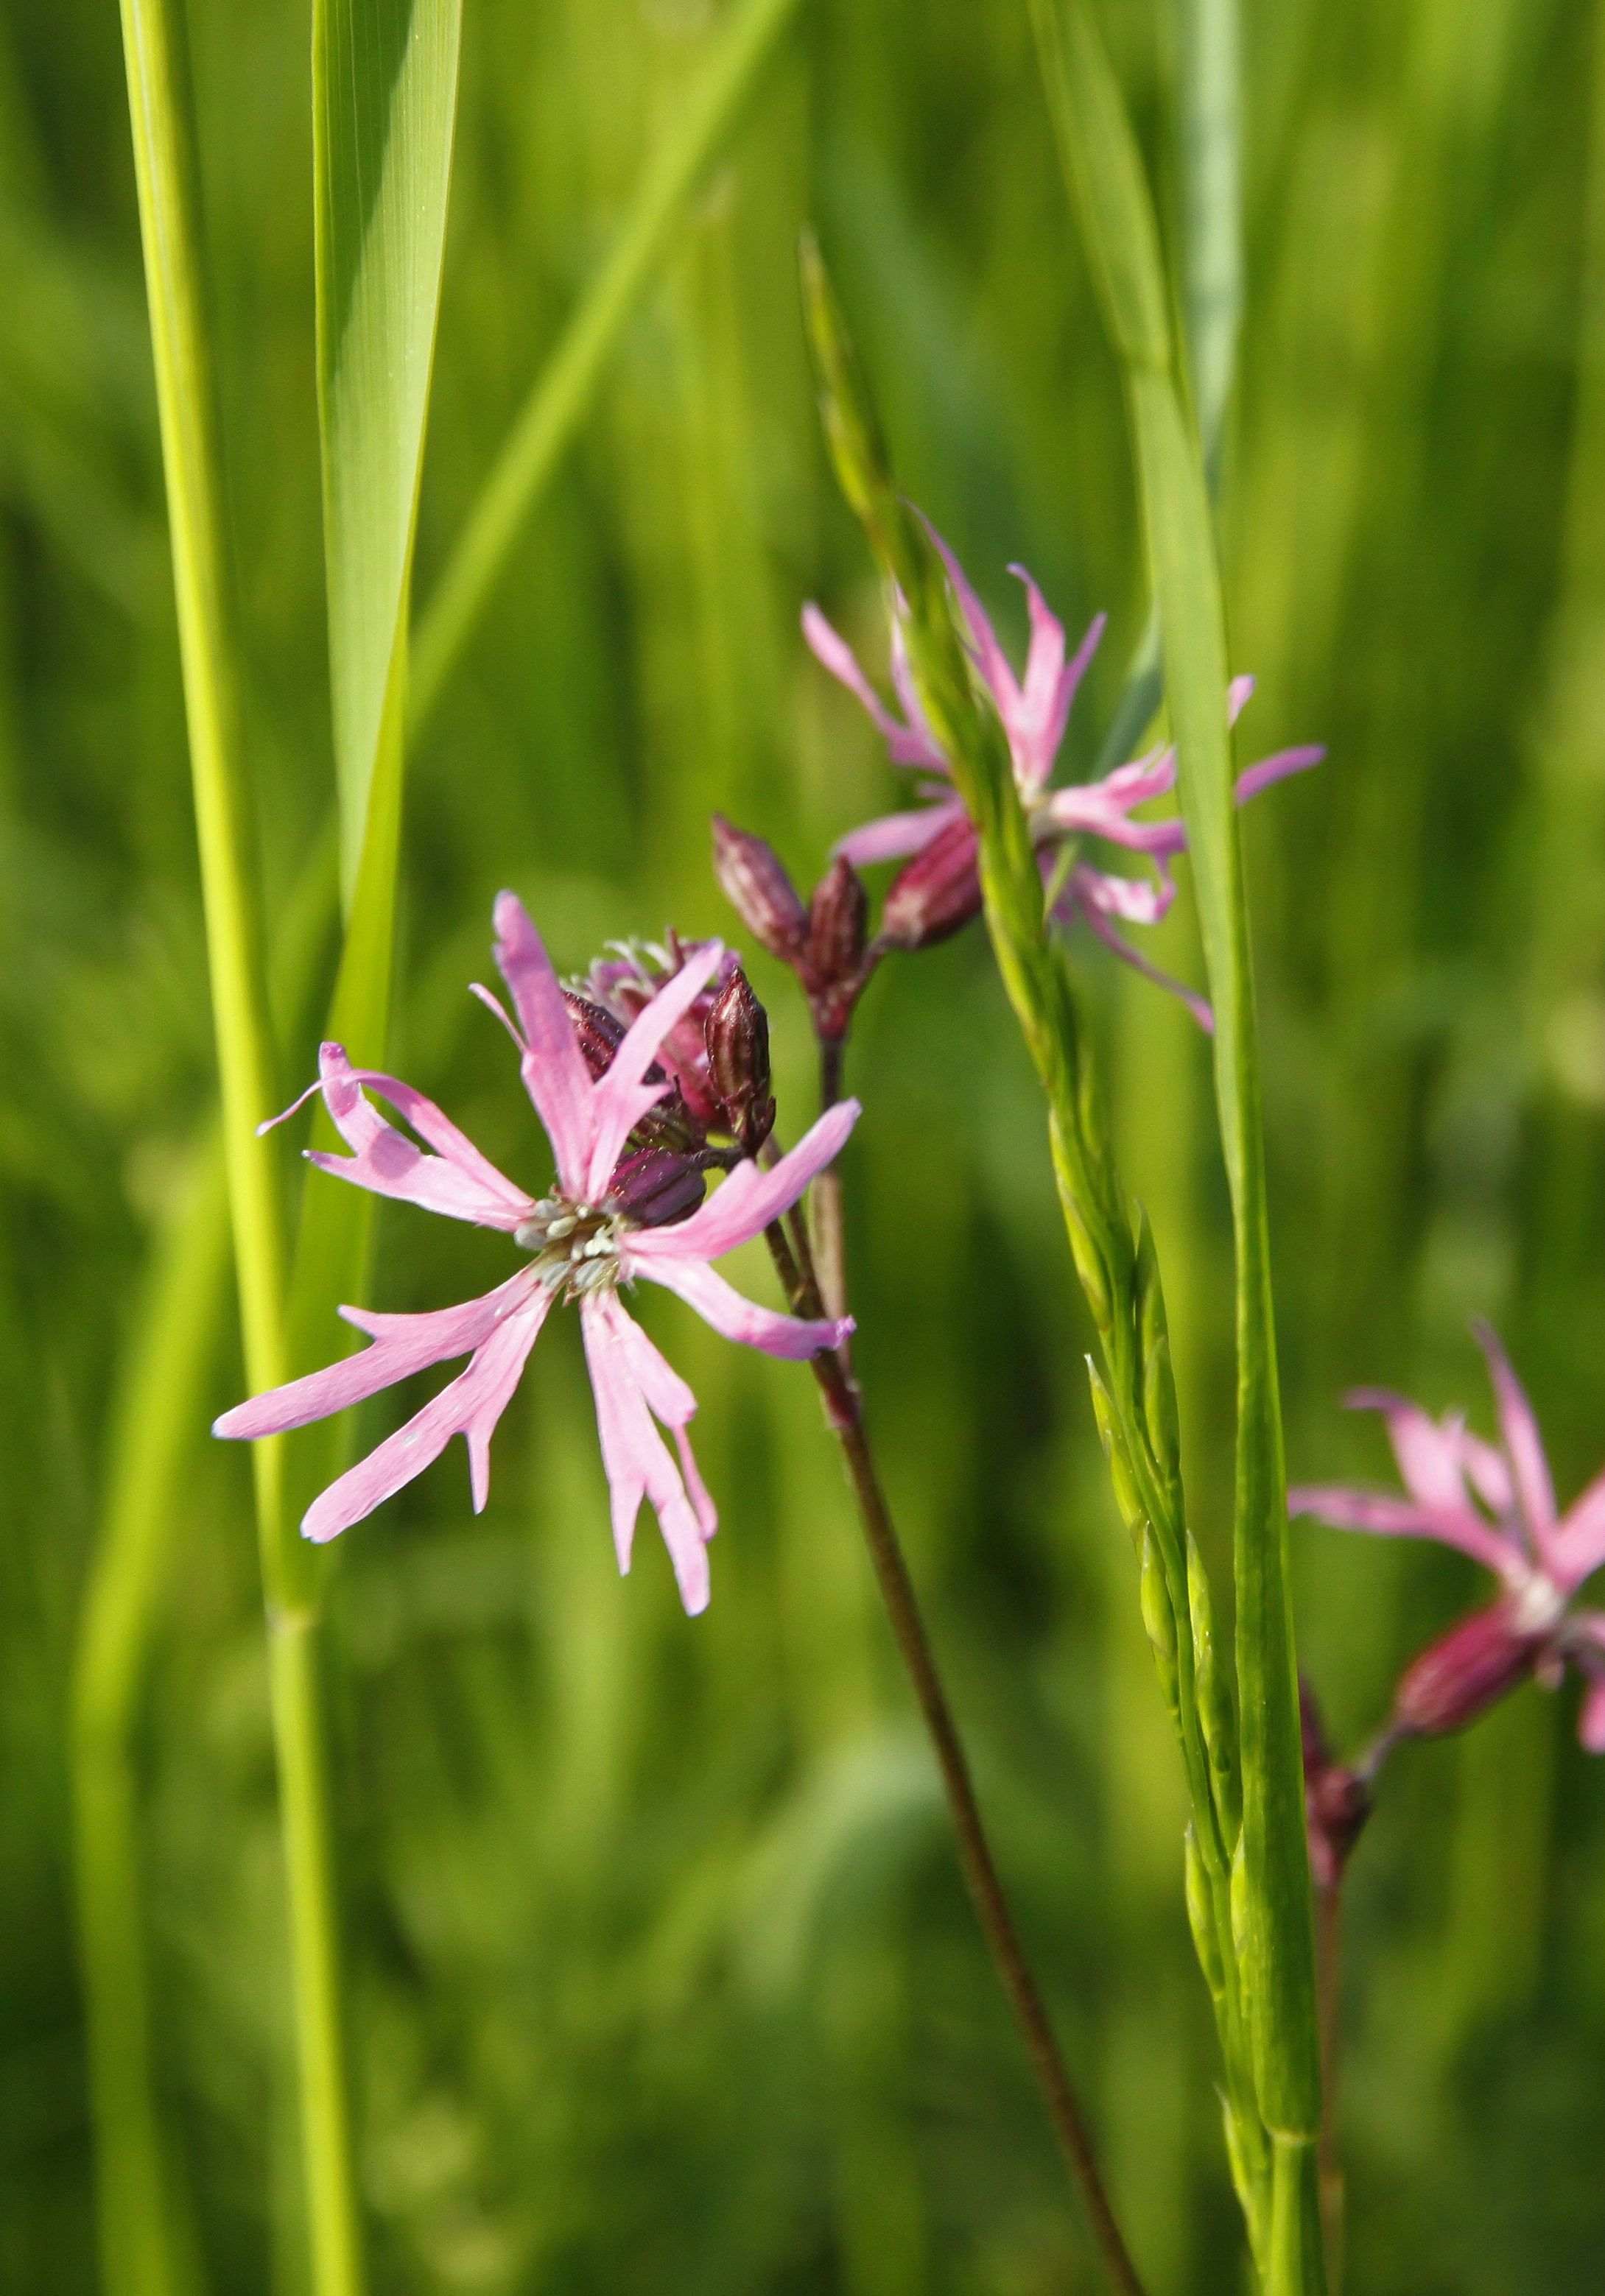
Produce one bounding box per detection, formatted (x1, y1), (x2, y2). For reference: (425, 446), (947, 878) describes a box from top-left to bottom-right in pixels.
(3, 0), (1605, 2289)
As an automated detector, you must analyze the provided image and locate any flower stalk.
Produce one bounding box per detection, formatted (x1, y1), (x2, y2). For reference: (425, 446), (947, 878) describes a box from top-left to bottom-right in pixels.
(759, 1206), (1145, 2296)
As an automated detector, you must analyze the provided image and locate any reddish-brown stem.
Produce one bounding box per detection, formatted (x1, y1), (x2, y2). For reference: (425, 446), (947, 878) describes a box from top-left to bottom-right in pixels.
(762, 1219), (1145, 2296)
(1316, 1881), (1346, 2287)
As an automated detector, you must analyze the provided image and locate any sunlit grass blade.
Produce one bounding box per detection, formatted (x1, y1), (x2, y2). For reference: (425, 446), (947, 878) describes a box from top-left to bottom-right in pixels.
(1028, 2), (1323, 2283)
(315, 0), (463, 898)
(410, 0), (804, 734)
(110, 1), (368, 2291)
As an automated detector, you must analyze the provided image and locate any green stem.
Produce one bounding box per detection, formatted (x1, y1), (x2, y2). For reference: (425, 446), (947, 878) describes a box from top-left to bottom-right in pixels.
(409, 0), (804, 732)
(113, 1), (363, 2285)
(72, 1149), (227, 2296)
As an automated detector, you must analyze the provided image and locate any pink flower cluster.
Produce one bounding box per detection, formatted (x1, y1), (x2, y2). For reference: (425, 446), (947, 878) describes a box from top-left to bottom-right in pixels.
(806, 524), (1324, 1026)
(1292, 1325), (1605, 1750)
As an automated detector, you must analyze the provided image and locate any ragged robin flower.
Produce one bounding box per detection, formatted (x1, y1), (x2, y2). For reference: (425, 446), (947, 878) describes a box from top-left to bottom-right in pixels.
(214, 895), (854, 1614)
(804, 519), (1324, 1026)
(1290, 1323), (1605, 1749)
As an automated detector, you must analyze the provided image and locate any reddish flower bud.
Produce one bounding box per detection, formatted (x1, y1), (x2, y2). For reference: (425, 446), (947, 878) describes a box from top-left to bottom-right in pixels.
(704, 968), (775, 1155)
(712, 815), (809, 962)
(804, 857), (870, 1042)
(563, 990), (703, 1155)
(1299, 1682), (1371, 1890)
(877, 812), (983, 951)
(563, 991), (627, 1081)
(1391, 1602), (1543, 1741)
(605, 1146), (706, 1228)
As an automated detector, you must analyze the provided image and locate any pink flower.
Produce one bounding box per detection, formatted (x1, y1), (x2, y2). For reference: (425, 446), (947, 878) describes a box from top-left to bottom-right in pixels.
(1290, 1324), (1605, 1749)
(804, 523), (1324, 1029)
(214, 895), (855, 1615)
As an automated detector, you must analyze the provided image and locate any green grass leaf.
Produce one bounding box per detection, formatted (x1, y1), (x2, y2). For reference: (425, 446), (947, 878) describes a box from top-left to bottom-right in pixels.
(315, 0), (463, 898)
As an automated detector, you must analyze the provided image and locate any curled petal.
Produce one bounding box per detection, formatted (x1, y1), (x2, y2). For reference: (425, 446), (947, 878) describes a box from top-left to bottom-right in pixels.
(1472, 1322), (1560, 1557)
(301, 1286), (552, 1543)
(214, 1272), (541, 1441)
(923, 520), (1020, 728)
(1234, 745), (1326, 806)
(1288, 1483), (1519, 1577)
(583, 942), (726, 1196)
(300, 1044), (534, 1230)
(631, 1251), (849, 1360)
(627, 1099), (860, 1266)
(580, 1295), (713, 1614)
(494, 892), (596, 1194)
(1578, 1673), (1605, 1755)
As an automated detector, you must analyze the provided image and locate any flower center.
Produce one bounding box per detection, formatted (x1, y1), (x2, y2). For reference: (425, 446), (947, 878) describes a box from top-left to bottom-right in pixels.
(515, 1196), (626, 1300)
(1506, 1566), (1567, 1638)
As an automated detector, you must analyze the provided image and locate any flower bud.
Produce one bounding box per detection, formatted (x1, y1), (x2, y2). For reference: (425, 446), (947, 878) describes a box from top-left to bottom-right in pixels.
(1391, 1601), (1543, 1741)
(563, 990), (703, 1155)
(804, 857), (870, 1041)
(1299, 1680), (1370, 1890)
(877, 812), (983, 951)
(703, 968), (775, 1156)
(605, 1146), (706, 1228)
(563, 992), (627, 1081)
(711, 816), (809, 961)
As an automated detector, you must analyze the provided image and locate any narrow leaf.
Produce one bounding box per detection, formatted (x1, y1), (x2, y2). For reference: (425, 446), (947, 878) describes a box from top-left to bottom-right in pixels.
(315, 0), (462, 895)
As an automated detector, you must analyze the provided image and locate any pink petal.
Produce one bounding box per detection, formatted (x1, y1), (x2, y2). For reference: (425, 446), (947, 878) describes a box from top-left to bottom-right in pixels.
(1288, 1483), (1519, 1577)
(835, 800), (963, 870)
(1008, 578), (1104, 792)
(1344, 1390), (1502, 1520)
(580, 1295), (713, 1614)
(1070, 899), (1215, 1032)
(1472, 1322), (1560, 1557)
(924, 521), (1022, 733)
(631, 1251), (849, 1359)
(1227, 675), (1256, 724)
(214, 1271), (542, 1442)
(1574, 1649), (1605, 1753)
(886, 620), (948, 765)
(583, 941), (726, 1197)
(300, 1286), (552, 1543)
(300, 1044), (534, 1230)
(625, 1099), (860, 1266)
(802, 604), (945, 771)
(1234, 745), (1326, 806)
(1063, 859), (1178, 927)
(1552, 1465), (1605, 1594)
(493, 892), (596, 1195)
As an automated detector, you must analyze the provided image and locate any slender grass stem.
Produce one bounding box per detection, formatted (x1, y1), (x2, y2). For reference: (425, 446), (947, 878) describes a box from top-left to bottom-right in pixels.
(762, 1220), (1145, 2296)
(113, 2), (363, 2286)
(409, 0), (804, 732)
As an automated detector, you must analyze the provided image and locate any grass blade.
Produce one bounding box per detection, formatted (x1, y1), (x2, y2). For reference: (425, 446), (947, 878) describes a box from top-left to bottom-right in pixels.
(410, 0), (804, 733)
(1029, 3), (1324, 2281)
(111, 2), (369, 2290)
(316, 0), (463, 898)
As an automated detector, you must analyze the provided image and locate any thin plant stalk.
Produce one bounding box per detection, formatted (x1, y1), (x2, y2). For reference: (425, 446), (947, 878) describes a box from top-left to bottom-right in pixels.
(410, 0), (805, 733)
(72, 1143), (228, 2296)
(760, 1212), (1145, 2296)
(113, 4), (364, 2289)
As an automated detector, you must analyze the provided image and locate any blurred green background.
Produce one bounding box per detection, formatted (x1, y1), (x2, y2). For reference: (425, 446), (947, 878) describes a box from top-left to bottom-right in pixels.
(5, 0), (1605, 2287)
